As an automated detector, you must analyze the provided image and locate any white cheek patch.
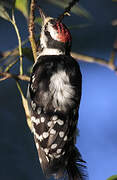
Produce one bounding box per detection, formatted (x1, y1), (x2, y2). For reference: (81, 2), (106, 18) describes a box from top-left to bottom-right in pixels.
(40, 21), (60, 49)
(47, 22), (59, 41)
(40, 30), (48, 48)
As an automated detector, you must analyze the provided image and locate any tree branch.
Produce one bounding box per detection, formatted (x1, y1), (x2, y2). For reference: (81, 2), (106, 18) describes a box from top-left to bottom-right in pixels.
(16, 81), (32, 132)
(0, 72), (30, 82)
(71, 51), (117, 71)
(29, 0), (37, 62)
(58, 0), (79, 22)
(11, 8), (23, 75)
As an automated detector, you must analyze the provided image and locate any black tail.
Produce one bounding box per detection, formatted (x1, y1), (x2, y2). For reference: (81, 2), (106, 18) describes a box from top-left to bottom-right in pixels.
(66, 146), (87, 180)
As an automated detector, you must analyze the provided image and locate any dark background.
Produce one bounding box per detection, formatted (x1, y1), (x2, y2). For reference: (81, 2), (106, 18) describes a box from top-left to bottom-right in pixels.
(0, 0), (117, 180)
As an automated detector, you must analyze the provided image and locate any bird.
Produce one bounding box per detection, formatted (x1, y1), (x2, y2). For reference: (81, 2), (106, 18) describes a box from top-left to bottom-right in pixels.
(27, 7), (86, 180)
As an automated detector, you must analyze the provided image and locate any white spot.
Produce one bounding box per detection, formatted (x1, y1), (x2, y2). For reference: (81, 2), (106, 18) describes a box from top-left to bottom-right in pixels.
(32, 125), (36, 134)
(57, 119), (64, 126)
(31, 116), (36, 122)
(44, 148), (49, 154)
(55, 154), (61, 159)
(35, 119), (40, 125)
(35, 133), (40, 140)
(57, 149), (62, 154)
(64, 135), (67, 141)
(59, 131), (64, 138)
(47, 121), (52, 127)
(37, 134), (43, 142)
(53, 121), (56, 124)
(36, 142), (39, 150)
(52, 115), (58, 121)
(31, 84), (36, 92)
(32, 74), (35, 80)
(31, 101), (36, 110)
(40, 135), (43, 141)
(39, 157), (42, 164)
(50, 129), (56, 135)
(51, 144), (57, 149)
(36, 118), (40, 124)
(46, 156), (49, 162)
(32, 76), (35, 83)
(31, 116), (40, 125)
(37, 107), (41, 115)
(31, 84), (33, 90)
(43, 132), (49, 139)
(48, 154), (53, 159)
(41, 116), (45, 123)
(62, 151), (65, 155)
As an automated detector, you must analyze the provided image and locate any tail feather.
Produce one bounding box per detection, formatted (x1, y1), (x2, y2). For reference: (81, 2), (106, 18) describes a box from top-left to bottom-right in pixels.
(35, 134), (86, 180)
(66, 146), (86, 180)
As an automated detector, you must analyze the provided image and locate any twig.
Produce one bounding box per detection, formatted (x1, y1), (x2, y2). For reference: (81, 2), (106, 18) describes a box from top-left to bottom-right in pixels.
(58, 0), (79, 22)
(0, 72), (30, 82)
(71, 51), (117, 71)
(4, 59), (19, 72)
(29, 0), (37, 62)
(11, 8), (23, 75)
(16, 81), (32, 131)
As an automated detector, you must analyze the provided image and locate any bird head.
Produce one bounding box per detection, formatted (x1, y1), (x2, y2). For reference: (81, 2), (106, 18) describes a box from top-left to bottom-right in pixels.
(39, 7), (72, 55)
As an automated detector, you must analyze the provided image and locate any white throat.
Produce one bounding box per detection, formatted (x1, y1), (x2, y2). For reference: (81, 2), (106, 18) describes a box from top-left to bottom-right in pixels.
(37, 48), (65, 58)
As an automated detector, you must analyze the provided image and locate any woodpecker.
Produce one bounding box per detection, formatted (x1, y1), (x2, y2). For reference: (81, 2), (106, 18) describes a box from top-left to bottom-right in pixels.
(27, 7), (86, 180)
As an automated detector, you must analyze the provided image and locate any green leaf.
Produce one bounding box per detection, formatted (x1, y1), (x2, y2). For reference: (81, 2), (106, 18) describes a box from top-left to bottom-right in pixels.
(71, 5), (92, 19)
(22, 47), (34, 61)
(34, 17), (42, 25)
(0, 0), (13, 9)
(107, 175), (117, 180)
(0, 5), (11, 21)
(68, 23), (91, 30)
(47, 0), (92, 20)
(15, 0), (28, 18)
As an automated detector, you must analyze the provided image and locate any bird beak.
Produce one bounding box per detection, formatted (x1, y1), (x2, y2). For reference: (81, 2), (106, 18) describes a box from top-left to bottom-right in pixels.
(39, 7), (46, 26)
(39, 7), (53, 26)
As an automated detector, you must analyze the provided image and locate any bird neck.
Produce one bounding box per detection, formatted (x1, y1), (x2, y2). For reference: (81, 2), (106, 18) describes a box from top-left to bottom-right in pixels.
(37, 48), (66, 57)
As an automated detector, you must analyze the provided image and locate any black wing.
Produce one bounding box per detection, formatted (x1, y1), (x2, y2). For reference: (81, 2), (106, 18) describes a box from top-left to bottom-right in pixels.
(28, 55), (85, 179)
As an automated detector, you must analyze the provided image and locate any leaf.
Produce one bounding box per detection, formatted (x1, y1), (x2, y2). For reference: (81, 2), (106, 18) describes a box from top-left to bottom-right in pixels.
(107, 175), (117, 180)
(34, 17), (42, 25)
(0, 0), (13, 9)
(71, 5), (92, 19)
(16, 81), (32, 132)
(22, 47), (34, 61)
(15, 0), (28, 18)
(0, 5), (11, 21)
(68, 23), (91, 30)
(47, 0), (92, 20)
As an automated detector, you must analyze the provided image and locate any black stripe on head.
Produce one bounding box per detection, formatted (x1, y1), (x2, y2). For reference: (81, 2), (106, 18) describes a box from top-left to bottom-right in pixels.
(45, 31), (71, 55)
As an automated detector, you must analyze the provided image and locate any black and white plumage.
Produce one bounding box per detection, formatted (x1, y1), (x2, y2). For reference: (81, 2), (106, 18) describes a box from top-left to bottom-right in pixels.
(27, 7), (86, 180)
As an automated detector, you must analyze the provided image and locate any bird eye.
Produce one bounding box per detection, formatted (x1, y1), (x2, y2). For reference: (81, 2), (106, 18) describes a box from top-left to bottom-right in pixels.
(49, 19), (57, 27)
(44, 23), (48, 31)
